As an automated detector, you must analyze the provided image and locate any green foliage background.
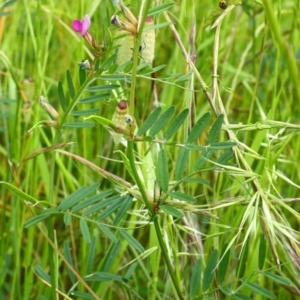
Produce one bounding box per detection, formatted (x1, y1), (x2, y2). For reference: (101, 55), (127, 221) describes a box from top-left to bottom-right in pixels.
(0, 0), (299, 299)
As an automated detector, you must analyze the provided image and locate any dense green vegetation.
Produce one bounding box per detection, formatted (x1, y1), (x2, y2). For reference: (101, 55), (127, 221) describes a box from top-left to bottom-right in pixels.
(1, 0), (299, 299)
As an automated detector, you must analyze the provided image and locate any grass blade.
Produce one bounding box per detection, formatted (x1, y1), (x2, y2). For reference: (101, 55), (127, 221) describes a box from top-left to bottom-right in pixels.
(202, 249), (218, 292)
(258, 234), (266, 270)
(217, 243), (230, 285)
(190, 258), (202, 298)
(63, 241), (75, 283)
(157, 148), (169, 193)
(147, 2), (175, 16)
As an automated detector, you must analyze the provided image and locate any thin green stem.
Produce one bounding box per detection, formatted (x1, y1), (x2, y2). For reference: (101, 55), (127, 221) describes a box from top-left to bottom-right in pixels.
(128, 0), (152, 118)
(127, 141), (184, 299)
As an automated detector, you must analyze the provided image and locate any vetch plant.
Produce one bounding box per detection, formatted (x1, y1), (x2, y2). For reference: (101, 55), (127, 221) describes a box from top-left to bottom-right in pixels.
(1, 0), (299, 299)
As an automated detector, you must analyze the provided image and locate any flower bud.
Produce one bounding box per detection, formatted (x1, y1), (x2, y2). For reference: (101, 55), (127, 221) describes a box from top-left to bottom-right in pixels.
(39, 96), (59, 119)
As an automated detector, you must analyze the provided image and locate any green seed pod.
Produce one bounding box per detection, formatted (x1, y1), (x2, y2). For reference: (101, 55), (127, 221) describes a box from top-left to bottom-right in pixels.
(141, 17), (155, 65)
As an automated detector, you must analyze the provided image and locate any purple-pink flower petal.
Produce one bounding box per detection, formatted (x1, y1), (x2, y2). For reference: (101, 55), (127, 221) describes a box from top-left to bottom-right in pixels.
(80, 15), (91, 35)
(72, 19), (82, 32)
(72, 15), (91, 36)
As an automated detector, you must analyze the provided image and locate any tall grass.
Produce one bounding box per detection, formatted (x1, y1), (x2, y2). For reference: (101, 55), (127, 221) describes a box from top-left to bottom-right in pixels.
(1, 0), (299, 299)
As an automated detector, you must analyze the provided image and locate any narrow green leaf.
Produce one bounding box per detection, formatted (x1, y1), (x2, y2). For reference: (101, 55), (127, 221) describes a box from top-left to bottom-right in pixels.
(79, 66), (86, 85)
(34, 265), (50, 283)
(99, 74), (131, 81)
(186, 112), (211, 144)
(98, 197), (124, 221)
(136, 106), (162, 136)
(124, 262), (138, 279)
(86, 237), (96, 274)
(58, 81), (67, 111)
(66, 69), (75, 99)
(63, 241), (75, 283)
(147, 2), (175, 16)
(113, 195), (133, 225)
(149, 106), (176, 137)
(183, 177), (210, 185)
(87, 84), (120, 92)
(194, 149), (215, 170)
(160, 205), (184, 218)
(79, 94), (110, 103)
(0, 181), (40, 205)
(83, 195), (120, 215)
(236, 240), (249, 278)
(103, 241), (120, 272)
(233, 292), (253, 300)
(190, 259), (202, 298)
(157, 149), (169, 193)
(80, 219), (91, 243)
(63, 122), (95, 128)
(115, 150), (135, 182)
(174, 147), (189, 180)
(242, 281), (276, 299)
(143, 21), (173, 32)
(168, 191), (195, 202)
(57, 183), (99, 211)
(139, 64), (166, 75)
(202, 249), (219, 292)
(116, 60), (132, 72)
(63, 212), (72, 226)
(70, 108), (100, 116)
(98, 223), (118, 243)
(2, 0), (17, 9)
(258, 234), (266, 270)
(23, 209), (59, 228)
(264, 272), (291, 286)
(84, 272), (124, 282)
(174, 73), (192, 83)
(119, 229), (145, 253)
(164, 108), (189, 140)
(72, 190), (112, 213)
(71, 291), (95, 300)
(216, 149), (234, 164)
(101, 53), (117, 69)
(217, 243), (230, 285)
(209, 141), (236, 150)
(207, 114), (224, 144)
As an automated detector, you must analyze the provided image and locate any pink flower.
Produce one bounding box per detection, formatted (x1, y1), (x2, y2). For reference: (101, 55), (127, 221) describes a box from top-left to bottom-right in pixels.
(72, 15), (91, 36)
